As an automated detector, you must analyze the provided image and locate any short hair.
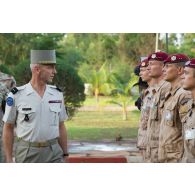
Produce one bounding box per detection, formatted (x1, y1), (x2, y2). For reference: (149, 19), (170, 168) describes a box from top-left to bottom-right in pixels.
(175, 62), (186, 67)
(30, 64), (40, 71)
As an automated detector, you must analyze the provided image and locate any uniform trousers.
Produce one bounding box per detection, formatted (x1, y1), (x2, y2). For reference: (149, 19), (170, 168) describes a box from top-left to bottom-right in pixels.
(15, 138), (64, 163)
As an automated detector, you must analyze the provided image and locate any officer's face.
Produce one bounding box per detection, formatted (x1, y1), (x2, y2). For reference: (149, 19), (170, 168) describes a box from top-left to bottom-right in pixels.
(182, 67), (195, 90)
(140, 67), (151, 82)
(39, 65), (57, 83)
(163, 63), (182, 82)
(147, 60), (163, 78)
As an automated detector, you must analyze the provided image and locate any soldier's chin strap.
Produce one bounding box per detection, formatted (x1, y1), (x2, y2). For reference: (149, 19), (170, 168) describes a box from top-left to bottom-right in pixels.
(135, 97), (142, 111)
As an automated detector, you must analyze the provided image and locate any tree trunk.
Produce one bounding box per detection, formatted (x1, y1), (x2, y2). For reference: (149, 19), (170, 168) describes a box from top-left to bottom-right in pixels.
(95, 88), (99, 106)
(122, 104), (127, 120)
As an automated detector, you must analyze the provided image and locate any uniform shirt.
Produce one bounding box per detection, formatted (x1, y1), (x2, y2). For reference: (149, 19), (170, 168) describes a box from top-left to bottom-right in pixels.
(158, 85), (192, 162)
(146, 81), (171, 150)
(137, 86), (154, 149)
(3, 82), (68, 142)
(182, 99), (195, 163)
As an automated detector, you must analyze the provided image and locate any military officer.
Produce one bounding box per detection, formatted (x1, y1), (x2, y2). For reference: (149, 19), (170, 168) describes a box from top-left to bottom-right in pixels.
(158, 54), (192, 163)
(145, 51), (171, 163)
(181, 58), (195, 162)
(2, 50), (69, 163)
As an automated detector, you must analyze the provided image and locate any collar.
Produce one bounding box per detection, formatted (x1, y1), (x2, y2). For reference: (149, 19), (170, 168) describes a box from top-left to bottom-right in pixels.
(26, 83), (55, 96)
(26, 83), (34, 95)
(170, 84), (181, 96)
(155, 80), (166, 92)
(192, 99), (195, 108)
(144, 87), (150, 96)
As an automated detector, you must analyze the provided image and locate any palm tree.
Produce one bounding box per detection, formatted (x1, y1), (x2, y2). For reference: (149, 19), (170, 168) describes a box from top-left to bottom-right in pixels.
(108, 73), (138, 120)
(91, 64), (111, 105)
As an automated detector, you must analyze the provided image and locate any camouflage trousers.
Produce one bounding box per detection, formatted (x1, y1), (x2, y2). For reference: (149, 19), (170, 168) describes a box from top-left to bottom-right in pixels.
(145, 147), (159, 163)
(139, 148), (147, 162)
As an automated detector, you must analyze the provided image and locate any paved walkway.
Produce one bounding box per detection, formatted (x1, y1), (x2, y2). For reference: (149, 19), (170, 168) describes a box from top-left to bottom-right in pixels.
(68, 139), (143, 163)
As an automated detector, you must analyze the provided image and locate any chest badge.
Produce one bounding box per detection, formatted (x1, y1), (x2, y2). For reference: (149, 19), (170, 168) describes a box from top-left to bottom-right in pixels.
(165, 112), (172, 120)
(24, 114), (29, 122)
(49, 100), (62, 103)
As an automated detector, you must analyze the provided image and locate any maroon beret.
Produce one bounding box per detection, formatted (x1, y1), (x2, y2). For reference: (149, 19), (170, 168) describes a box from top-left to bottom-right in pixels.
(185, 58), (195, 69)
(141, 58), (149, 67)
(164, 53), (189, 64)
(148, 51), (168, 62)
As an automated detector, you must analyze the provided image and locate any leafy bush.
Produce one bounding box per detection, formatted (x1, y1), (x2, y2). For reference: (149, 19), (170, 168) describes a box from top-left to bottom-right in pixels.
(53, 61), (85, 118)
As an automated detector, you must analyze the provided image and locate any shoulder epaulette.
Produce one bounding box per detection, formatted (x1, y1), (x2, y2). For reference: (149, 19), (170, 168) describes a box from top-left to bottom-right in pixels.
(48, 85), (62, 92)
(56, 86), (62, 92)
(11, 85), (26, 94)
(11, 87), (18, 94)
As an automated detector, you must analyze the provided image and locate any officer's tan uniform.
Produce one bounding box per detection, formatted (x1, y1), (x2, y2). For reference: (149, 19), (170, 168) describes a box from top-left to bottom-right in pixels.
(3, 82), (68, 163)
(181, 99), (195, 162)
(146, 80), (171, 162)
(158, 85), (191, 162)
(137, 86), (154, 160)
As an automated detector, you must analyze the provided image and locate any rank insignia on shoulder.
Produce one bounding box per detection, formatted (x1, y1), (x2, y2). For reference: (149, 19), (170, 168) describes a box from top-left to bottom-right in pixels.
(11, 87), (18, 94)
(56, 87), (62, 92)
(6, 97), (14, 106)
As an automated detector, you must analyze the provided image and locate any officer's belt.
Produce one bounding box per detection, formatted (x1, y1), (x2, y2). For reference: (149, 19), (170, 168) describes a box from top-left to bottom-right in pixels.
(16, 137), (58, 147)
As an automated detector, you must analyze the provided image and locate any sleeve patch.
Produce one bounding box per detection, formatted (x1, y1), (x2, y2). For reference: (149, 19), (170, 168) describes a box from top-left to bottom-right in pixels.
(6, 97), (14, 106)
(180, 98), (191, 105)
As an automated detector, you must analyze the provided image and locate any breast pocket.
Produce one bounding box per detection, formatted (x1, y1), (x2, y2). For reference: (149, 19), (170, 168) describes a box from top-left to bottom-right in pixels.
(150, 104), (158, 120)
(18, 107), (35, 127)
(49, 104), (61, 126)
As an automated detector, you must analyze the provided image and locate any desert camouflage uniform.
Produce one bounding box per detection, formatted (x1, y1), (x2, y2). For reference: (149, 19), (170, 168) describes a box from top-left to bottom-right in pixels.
(181, 99), (195, 162)
(0, 72), (16, 162)
(146, 80), (171, 162)
(158, 85), (191, 162)
(137, 86), (154, 161)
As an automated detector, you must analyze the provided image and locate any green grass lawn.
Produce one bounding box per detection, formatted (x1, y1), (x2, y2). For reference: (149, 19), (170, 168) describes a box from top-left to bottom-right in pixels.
(66, 110), (140, 141)
(83, 96), (136, 107)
